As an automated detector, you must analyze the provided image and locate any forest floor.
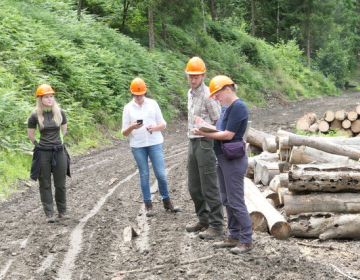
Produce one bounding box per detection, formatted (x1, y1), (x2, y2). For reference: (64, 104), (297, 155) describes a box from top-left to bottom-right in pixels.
(1, 91), (360, 280)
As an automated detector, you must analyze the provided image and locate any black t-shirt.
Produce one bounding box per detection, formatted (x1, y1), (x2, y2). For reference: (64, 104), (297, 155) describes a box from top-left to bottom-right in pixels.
(214, 99), (248, 155)
(28, 109), (67, 146)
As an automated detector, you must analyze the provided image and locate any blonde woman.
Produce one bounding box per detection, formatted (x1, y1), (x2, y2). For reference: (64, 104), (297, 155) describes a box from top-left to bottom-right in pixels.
(28, 84), (70, 223)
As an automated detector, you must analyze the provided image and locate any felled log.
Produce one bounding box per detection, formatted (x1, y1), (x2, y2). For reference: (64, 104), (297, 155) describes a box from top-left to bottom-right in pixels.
(245, 178), (290, 239)
(277, 187), (288, 205)
(247, 152), (279, 179)
(307, 122), (319, 133)
(356, 104), (360, 115)
(254, 160), (280, 185)
(262, 188), (280, 208)
(247, 128), (276, 149)
(288, 163), (360, 192)
(342, 119), (351, 129)
(278, 133), (360, 160)
(289, 146), (355, 165)
(296, 113), (317, 130)
(245, 198), (268, 232)
(262, 137), (277, 153)
(351, 119), (360, 133)
(284, 192), (360, 216)
(289, 213), (360, 240)
(334, 110), (347, 121)
(318, 120), (330, 133)
(324, 111), (335, 122)
(330, 119), (342, 130)
(347, 111), (358, 121)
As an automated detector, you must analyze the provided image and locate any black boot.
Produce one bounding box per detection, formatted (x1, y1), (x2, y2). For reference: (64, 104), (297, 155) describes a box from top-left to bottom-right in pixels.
(162, 197), (181, 213)
(144, 201), (155, 217)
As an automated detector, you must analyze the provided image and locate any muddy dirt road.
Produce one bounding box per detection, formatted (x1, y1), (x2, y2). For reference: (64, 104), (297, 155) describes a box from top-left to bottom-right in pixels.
(1, 92), (360, 280)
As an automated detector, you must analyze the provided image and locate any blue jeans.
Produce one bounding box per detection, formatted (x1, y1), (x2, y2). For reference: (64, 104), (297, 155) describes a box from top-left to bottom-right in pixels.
(131, 144), (170, 202)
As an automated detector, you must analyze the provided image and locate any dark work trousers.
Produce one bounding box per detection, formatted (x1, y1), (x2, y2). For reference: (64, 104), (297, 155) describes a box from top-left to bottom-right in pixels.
(38, 150), (68, 216)
(187, 138), (224, 230)
(216, 153), (253, 244)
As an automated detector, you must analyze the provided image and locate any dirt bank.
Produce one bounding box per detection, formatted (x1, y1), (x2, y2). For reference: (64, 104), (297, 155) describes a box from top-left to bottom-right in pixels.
(1, 91), (360, 280)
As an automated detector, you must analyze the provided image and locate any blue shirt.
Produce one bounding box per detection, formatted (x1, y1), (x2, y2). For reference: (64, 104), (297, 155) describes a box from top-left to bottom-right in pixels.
(214, 99), (248, 155)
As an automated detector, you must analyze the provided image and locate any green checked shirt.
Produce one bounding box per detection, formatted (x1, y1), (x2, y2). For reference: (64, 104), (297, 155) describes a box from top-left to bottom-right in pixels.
(187, 82), (221, 138)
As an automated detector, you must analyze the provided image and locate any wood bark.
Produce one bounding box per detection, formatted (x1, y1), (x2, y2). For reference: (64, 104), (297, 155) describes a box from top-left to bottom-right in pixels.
(288, 163), (360, 192)
(246, 128), (276, 149)
(148, 5), (155, 49)
(245, 198), (268, 232)
(289, 213), (360, 240)
(281, 133), (360, 160)
(245, 178), (290, 239)
(284, 192), (360, 216)
(324, 110), (335, 122)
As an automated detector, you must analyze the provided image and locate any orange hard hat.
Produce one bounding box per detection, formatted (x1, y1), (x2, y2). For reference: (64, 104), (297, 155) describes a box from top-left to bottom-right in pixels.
(36, 84), (55, 98)
(185, 57), (206, 75)
(209, 75), (235, 97)
(130, 77), (147, 95)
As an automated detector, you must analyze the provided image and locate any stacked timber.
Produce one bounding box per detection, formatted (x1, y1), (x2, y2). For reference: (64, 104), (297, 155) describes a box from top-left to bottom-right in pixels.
(296, 105), (360, 137)
(283, 163), (360, 240)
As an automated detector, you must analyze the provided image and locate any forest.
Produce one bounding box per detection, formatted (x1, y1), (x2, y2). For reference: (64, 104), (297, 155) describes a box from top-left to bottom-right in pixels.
(1, 0), (360, 194)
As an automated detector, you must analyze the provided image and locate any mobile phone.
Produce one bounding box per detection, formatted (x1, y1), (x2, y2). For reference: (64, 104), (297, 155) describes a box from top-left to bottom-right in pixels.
(137, 120), (143, 124)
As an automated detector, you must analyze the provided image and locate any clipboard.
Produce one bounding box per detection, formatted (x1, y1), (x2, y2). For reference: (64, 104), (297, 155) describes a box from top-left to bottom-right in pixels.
(198, 126), (219, 132)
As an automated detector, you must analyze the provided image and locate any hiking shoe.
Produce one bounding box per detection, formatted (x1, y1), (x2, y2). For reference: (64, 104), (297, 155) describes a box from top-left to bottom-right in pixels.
(231, 243), (254, 254)
(162, 197), (181, 213)
(199, 228), (223, 239)
(58, 212), (70, 220)
(144, 201), (155, 217)
(46, 214), (55, 223)
(214, 237), (239, 248)
(185, 222), (209, 232)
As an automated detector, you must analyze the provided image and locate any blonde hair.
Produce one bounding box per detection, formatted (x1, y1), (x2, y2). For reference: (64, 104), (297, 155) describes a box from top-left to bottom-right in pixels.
(34, 96), (63, 129)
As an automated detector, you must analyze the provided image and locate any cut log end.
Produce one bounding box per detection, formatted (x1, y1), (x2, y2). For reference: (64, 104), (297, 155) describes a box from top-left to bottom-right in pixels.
(270, 221), (291, 240)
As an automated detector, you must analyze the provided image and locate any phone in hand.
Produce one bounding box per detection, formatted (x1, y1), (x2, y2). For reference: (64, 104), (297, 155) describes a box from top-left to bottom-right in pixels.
(137, 120), (143, 124)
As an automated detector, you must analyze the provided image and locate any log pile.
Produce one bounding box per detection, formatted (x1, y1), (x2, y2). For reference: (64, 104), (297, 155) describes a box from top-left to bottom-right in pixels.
(245, 127), (360, 240)
(296, 105), (360, 137)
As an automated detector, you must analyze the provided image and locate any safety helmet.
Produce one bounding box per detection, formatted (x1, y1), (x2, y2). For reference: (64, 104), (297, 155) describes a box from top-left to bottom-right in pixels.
(185, 57), (206, 75)
(209, 75), (235, 97)
(36, 84), (55, 98)
(130, 77), (147, 95)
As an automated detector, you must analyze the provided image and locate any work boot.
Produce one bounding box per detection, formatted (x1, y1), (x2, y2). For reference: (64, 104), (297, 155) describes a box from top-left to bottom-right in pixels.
(231, 243), (254, 254)
(58, 212), (70, 220)
(162, 197), (181, 213)
(199, 228), (223, 239)
(185, 222), (209, 232)
(144, 201), (155, 217)
(46, 214), (55, 223)
(214, 237), (239, 248)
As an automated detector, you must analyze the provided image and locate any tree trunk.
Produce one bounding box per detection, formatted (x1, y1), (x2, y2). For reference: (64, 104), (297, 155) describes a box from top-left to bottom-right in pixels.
(262, 188), (280, 207)
(245, 198), (268, 232)
(209, 0), (216, 21)
(161, 22), (167, 41)
(335, 110), (347, 121)
(262, 137), (277, 153)
(284, 192), (360, 216)
(289, 213), (360, 240)
(305, 7), (311, 69)
(77, 0), (83, 20)
(324, 110), (335, 122)
(342, 119), (351, 129)
(247, 152), (279, 179)
(251, 0), (255, 36)
(201, 0), (206, 33)
(245, 178), (290, 239)
(247, 128), (276, 149)
(356, 104), (360, 115)
(289, 145), (354, 165)
(148, 5), (155, 49)
(281, 133), (360, 160)
(288, 163), (360, 192)
(347, 111), (358, 121)
(276, 0), (280, 43)
(330, 119), (342, 130)
(120, 0), (131, 33)
(296, 113), (317, 130)
(318, 120), (329, 132)
(261, 162), (280, 186)
(351, 119), (360, 133)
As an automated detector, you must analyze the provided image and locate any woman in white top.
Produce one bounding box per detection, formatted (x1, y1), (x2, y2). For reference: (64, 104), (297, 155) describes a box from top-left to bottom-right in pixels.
(122, 77), (180, 217)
